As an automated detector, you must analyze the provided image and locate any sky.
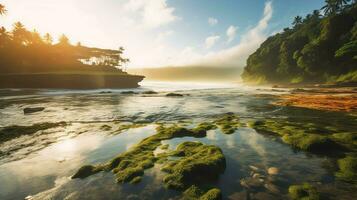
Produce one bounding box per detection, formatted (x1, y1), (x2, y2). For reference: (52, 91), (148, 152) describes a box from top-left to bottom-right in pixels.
(0, 0), (326, 68)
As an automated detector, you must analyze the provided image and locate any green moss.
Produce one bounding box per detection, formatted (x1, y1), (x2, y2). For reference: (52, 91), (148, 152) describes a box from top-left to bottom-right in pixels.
(115, 123), (146, 134)
(160, 144), (169, 150)
(71, 165), (102, 179)
(0, 122), (67, 143)
(200, 188), (222, 200)
(182, 185), (222, 200)
(213, 113), (241, 134)
(130, 176), (142, 184)
(72, 125), (211, 184)
(335, 156), (357, 183)
(162, 141), (226, 190)
(193, 122), (217, 135)
(288, 183), (319, 200)
(250, 119), (349, 153)
(282, 133), (339, 152)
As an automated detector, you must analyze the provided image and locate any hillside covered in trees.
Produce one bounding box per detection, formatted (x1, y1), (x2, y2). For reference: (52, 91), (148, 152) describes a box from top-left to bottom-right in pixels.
(0, 5), (129, 75)
(242, 0), (357, 85)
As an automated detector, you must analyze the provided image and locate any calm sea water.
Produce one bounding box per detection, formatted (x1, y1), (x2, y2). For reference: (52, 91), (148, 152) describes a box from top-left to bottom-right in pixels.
(0, 81), (355, 200)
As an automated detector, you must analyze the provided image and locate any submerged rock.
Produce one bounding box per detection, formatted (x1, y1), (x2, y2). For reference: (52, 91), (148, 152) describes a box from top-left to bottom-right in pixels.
(288, 183), (319, 200)
(121, 91), (136, 94)
(0, 122), (67, 143)
(162, 141), (226, 190)
(240, 177), (264, 190)
(267, 167), (279, 175)
(166, 93), (184, 97)
(142, 91), (158, 94)
(335, 156), (357, 183)
(182, 185), (222, 200)
(23, 107), (45, 114)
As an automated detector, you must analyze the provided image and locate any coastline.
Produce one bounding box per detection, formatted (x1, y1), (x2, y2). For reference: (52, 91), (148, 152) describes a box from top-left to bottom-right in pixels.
(0, 73), (145, 89)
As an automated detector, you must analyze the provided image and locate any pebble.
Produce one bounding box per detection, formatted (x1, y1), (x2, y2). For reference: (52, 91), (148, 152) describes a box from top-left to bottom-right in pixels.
(267, 167), (279, 175)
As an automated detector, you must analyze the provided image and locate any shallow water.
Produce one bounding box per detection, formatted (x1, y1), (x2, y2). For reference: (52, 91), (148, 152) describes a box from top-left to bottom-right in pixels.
(0, 81), (355, 200)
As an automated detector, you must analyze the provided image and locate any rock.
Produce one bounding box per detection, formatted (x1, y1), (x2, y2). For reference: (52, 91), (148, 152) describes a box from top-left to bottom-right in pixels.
(23, 107), (45, 114)
(264, 183), (280, 194)
(267, 167), (279, 175)
(24, 195), (33, 200)
(142, 91), (158, 94)
(240, 177), (264, 190)
(249, 165), (259, 172)
(166, 93), (184, 97)
(121, 91), (136, 94)
(99, 91), (112, 94)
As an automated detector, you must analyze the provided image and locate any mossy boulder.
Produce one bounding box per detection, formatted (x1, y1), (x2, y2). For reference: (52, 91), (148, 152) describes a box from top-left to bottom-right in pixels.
(23, 107), (45, 114)
(282, 133), (340, 153)
(288, 183), (319, 200)
(162, 142), (226, 190)
(0, 122), (67, 143)
(72, 125), (212, 184)
(72, 165), (102, 179)
(182, 185), (222, 200)
(213, 113), (241, 134)
(335, 156), (357, 183)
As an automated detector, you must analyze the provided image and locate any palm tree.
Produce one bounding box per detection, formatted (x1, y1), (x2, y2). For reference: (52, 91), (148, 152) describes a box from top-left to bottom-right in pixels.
(292, 16), (303, 27)
(0, 4), (6, 15)
(43, 33), (53, 45)
(321, 0), (350, 15)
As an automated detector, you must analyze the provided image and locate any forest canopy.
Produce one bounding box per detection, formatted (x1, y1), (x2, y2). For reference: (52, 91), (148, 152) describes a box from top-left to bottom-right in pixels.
(242, 0), (357, 85)
(0, 7), (129, 74)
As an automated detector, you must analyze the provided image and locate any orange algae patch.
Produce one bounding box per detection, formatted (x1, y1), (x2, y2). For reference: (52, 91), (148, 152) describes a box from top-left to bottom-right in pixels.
(274, 94), (357, 113)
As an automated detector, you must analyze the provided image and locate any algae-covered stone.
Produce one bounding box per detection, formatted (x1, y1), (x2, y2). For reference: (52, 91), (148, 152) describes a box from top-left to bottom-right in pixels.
(72, 165), (101, 179)
(0, 122), (67, 143)
(213, 113), (241, 134)
(182, 185), (222, 200)
(288, 183), (319, 200)
(72, 125), (213, 183)
(162, 142), (226, 190)
(335, 156), (357, 183)
(282, 133), (340, 153)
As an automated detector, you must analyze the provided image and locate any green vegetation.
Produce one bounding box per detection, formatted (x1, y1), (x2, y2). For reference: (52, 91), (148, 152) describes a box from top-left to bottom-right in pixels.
(161, 142), (226, 190)
(288, 183), (319, 200)
(72, 124), (226, 199)
(72, 125), (209, 181)
(213, 113), (242, 134)
(335, 155), (357, 183)
(250, 119), (356, 153)
(0, 122), (67, 143)
(242, 1), (357, 84)
(182, 185), (222, 200)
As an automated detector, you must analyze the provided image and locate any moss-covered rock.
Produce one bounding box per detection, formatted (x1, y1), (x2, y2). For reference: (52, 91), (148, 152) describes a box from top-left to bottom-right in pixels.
(282, 133), (340, 153)
(0, 122), (67, 143)
(72, 125), (211, 184)
(335, 156), (357, 183)
(162, 142), (226, 190)
(213, 113), (242, 134)
(288, 183), (319, 200)
(72, 165), (102, 179)
(182, 185), (222, 200)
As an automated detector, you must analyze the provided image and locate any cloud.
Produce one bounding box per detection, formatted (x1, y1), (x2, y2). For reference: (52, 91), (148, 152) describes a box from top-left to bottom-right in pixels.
(226, 25), (238, 43)
(124, 0), (179, 28)
(175, 1), (274, 68)
(205, 35), (220, 49)
(208, 17), (218, 26)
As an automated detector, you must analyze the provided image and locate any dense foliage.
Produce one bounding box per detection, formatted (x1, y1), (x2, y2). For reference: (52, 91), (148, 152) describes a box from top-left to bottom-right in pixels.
(0, 4), (129, 74)
(242, 1), (357, 84)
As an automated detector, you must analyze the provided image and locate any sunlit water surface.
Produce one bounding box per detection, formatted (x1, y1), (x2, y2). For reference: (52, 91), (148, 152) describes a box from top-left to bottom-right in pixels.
(0, 81), (355, 200)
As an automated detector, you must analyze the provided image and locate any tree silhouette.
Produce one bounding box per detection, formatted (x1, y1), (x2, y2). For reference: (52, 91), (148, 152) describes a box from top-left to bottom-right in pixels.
(321, 0), (351, 15)
(43, 33), (53, 45)
(0, 4), (6, 16)
(58, 34), (70, 45)
(292, 16), (303, 27)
